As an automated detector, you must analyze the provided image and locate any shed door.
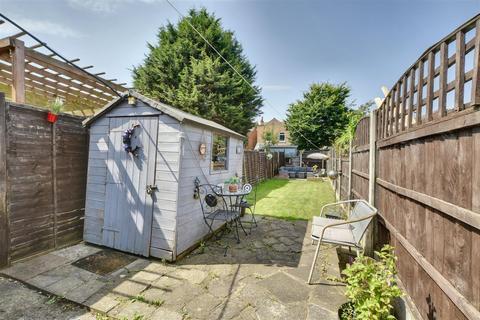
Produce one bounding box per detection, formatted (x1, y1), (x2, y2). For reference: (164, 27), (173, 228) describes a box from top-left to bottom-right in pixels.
(103, 116), (158, 256)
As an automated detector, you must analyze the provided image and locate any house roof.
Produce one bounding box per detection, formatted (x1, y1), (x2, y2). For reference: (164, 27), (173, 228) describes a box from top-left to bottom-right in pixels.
(83, 90), (245, 139)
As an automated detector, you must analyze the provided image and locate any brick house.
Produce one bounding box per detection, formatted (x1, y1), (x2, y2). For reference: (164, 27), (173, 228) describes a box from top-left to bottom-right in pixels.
(246, 117), (298, 159)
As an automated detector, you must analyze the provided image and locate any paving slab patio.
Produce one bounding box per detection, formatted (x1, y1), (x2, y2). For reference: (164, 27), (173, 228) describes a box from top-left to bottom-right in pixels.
(0, 215), (348, 320)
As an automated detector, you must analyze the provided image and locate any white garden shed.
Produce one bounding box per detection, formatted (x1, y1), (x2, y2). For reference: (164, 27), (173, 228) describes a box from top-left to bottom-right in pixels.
(83, 90), (244, 261)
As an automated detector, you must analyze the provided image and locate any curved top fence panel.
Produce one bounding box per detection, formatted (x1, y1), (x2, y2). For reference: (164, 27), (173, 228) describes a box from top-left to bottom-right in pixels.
(376, 14), (480, 141)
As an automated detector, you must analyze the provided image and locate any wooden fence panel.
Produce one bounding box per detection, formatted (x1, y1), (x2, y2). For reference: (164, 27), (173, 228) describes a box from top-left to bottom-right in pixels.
(243, 150), (285, 184)
(0, 98), (87, 267)
(329, 14), (480, 319)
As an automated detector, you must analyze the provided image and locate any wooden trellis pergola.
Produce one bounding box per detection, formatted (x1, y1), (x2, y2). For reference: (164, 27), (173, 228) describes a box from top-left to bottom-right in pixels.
(0, 19), (126, 116)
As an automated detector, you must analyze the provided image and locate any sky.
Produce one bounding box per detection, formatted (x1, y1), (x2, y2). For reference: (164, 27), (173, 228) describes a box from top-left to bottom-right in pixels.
(1, 0), (479, 120)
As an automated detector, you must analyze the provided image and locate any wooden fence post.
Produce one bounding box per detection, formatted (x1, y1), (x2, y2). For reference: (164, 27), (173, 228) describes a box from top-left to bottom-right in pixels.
(472, 19), (480, 106)
(365, 110), (377, 256)
(11, 39), (25, 104)
(337, 149), (341, 201)
(347, 139), (353, 211)
(369, 110), (377, 205)
(0, 94), (8, 267)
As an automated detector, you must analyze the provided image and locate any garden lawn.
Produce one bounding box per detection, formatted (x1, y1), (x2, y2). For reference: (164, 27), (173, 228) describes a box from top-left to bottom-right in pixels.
(246, 178), (336, 220)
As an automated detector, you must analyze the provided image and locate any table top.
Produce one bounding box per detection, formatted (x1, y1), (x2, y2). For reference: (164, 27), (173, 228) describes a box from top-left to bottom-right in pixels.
(214, 185), (251, 197)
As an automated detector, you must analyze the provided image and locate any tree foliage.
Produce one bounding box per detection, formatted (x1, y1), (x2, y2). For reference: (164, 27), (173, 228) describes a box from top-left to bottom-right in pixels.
(334, 100), (374, 153)
(262, 129), (278, 152)
(285, 83), (351, 149)
(133, 8), (263, 135)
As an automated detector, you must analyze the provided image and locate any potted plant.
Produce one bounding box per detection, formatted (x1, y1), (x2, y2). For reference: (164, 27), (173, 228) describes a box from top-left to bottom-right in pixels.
(46, 97), (64, 123)
(339, 245), (403, 320)
(225, 176), (241, 193)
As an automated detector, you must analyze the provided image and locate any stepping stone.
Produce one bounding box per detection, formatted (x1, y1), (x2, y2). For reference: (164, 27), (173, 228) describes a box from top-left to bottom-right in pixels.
(84, 292), (122, 313)
(111, 279), (149, 297)
(142, 287), (167, 302)
(184, 293), (222, 319)
(64, 278), (105, 303)
(131, 270), (162, 283)
(309, 285), (347, 312)
(306, 303), (338, 320)
(272, 243), (290, 253)
(258, 272), (309, 304)
(109, 300), (157, 319)
(170, 268), (208, 285)
(2, 254), (69, 281)
(52, 244), (102, 262)
(150, 308), (183, 320)
(278, 237), (295, 246)
(161, 283), (203, 309)
(255, 299), (307, 320)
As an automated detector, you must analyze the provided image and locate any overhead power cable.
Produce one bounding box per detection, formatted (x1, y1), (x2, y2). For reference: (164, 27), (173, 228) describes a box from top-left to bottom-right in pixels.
(165, 0), (323, 150)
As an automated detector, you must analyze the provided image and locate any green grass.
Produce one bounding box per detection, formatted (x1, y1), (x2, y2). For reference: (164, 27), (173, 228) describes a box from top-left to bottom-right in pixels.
(246, 178), (336, 220)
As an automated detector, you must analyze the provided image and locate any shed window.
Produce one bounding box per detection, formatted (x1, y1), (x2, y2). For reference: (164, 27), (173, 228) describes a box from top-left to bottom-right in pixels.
(279, 132), (286, 142)
(211, 134), (228, 171)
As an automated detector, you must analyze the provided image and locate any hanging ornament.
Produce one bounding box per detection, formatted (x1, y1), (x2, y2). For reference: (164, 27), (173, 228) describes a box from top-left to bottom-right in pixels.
(123, 124), (140, 157)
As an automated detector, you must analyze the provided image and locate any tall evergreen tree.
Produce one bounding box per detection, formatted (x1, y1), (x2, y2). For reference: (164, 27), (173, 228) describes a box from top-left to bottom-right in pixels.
(133, 8), (263, 134)
(285, 83), (351, 149)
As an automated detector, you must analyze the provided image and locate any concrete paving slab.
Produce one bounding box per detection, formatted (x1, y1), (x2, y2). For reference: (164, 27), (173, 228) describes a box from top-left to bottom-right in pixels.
(84, 291), (122, 313)
(184, 292), (222, 319)
(64, 278), (106, 303)
(150, 307), (183, 320)
(0, 218), (348, 320)
(306, 303), (338, 320)
(110, 300), (157, 319)
(258, 272), (309, 304)
(53, 243), (102, 262)
(1, 253), (69, 280)
(111, 279), (149, 297)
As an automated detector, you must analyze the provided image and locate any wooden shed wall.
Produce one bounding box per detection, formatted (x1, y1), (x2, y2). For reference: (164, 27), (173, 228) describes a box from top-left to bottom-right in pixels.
(83, 100), (180, 260)
(0, 94), (87, 267)
(150, 114), (182, 260)
(176, 123), (244, 255)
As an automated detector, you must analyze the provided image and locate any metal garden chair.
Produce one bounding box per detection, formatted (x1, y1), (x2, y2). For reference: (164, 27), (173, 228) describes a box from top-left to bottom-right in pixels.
(235, 180), (258, 233)
(307, 199), (377, 284)
(194, 180), (243, 243)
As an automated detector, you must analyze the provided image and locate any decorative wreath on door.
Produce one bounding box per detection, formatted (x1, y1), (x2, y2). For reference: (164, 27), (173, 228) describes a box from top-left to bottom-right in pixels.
(122, 124), (140, 157)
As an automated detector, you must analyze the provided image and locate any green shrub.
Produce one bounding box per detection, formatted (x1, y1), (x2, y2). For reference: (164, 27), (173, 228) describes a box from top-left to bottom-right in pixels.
(341, 245), (403, 320)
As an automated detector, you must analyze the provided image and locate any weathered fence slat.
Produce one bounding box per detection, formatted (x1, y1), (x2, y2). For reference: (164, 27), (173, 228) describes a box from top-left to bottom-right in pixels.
(329, 14), (480, 319)
(243, 150), (285, 184)
(0, 99), (87, 267)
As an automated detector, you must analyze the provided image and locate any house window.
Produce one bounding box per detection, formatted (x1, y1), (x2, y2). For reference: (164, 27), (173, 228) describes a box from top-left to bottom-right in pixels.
(211, 134), (228, 171)
(279, 132), (286, 142)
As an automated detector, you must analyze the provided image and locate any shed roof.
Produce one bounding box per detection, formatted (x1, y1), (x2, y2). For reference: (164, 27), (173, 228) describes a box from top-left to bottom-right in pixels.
(83, 90), (245, 139)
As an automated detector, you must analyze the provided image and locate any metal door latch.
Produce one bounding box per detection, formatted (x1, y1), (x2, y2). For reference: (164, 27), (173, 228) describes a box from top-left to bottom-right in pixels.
(146, 185), (158, 195)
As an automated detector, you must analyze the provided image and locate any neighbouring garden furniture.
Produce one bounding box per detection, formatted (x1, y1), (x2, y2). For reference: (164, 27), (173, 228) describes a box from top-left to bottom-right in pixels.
(279, 166), (313, 179)
(307, 199), (377, 284)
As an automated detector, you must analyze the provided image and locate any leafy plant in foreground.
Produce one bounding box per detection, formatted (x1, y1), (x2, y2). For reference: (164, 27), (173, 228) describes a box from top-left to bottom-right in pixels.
(341, 245), (403, 320)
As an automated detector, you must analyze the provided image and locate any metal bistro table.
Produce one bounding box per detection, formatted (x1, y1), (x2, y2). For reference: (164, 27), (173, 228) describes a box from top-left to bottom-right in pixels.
(213, 185), (252, 242)
(194, 179), (253, 246)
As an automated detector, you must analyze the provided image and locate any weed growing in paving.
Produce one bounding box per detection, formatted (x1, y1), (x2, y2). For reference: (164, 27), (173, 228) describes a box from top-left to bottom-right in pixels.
(130, 294), (164, 307)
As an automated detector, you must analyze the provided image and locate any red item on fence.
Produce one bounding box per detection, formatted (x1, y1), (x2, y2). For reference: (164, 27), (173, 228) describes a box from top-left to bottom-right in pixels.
(46, 112), (58, 123)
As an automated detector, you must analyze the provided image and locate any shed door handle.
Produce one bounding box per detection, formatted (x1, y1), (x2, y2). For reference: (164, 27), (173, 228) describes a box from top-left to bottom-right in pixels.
(146, 185), (158, 195)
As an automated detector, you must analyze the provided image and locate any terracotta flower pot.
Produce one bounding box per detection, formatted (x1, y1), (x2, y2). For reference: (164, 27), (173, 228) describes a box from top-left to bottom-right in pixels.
(228, 184), (238, 193)
(46, 112), (58, 123)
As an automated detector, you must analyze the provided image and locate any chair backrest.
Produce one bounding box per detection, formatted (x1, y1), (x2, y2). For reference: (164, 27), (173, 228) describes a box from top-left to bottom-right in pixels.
(349, 200), (376, 244)
(195, 183), (226, 218)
